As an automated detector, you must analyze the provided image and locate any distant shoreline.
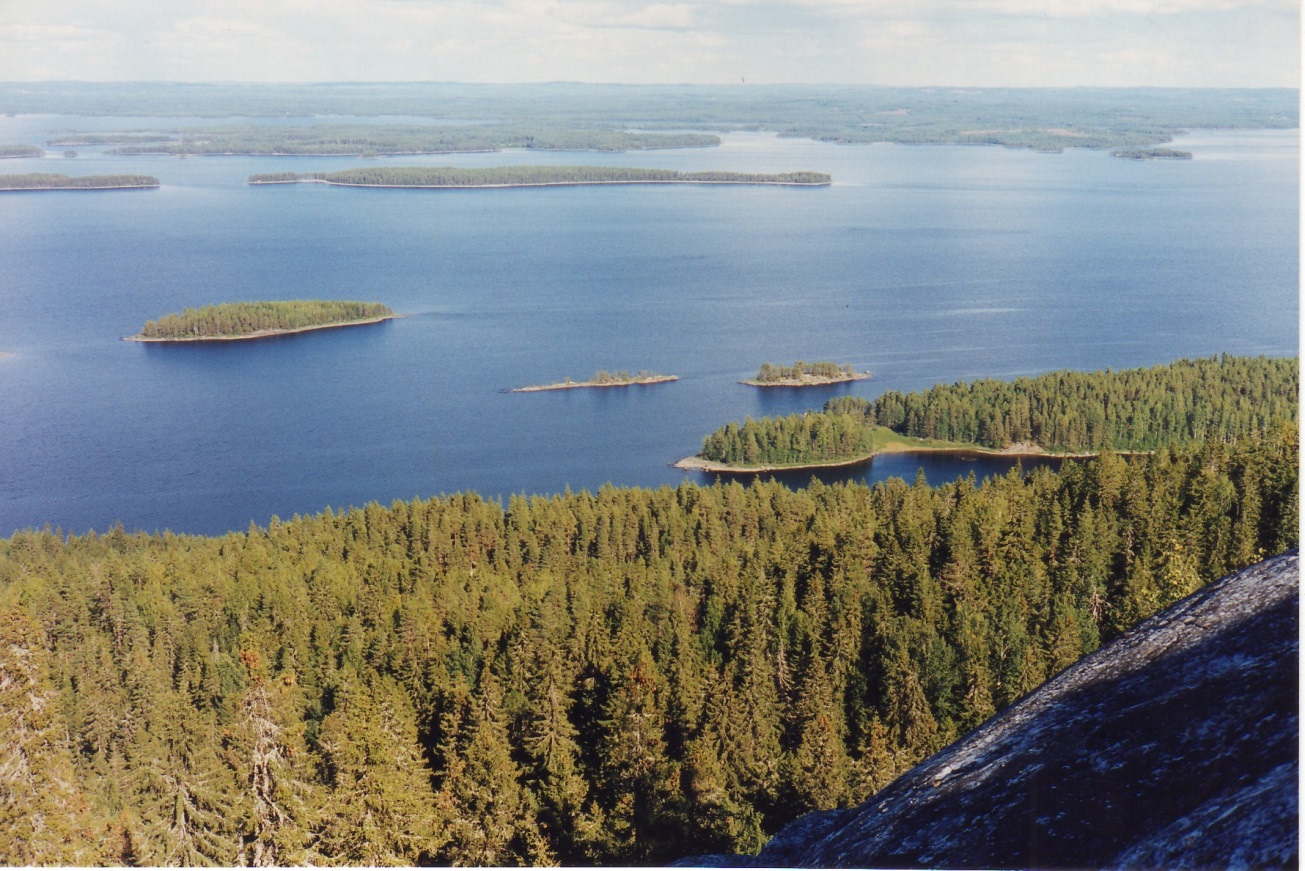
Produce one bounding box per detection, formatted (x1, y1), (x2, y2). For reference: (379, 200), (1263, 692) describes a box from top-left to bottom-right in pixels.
(0, 183), (159, 192)
(739, 371), (871, 387)
(508, 374), (679, 392)
(124, 314), (401, 343)
(250, 179), (831, 189)
(674, 440), (1100, 474)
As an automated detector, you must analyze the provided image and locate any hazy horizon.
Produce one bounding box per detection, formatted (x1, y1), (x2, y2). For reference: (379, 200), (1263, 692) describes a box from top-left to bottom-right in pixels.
(3, 1), (1298, 89)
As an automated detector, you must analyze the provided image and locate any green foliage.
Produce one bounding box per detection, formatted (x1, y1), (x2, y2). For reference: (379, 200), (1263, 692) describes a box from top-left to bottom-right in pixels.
(136, 300), (394, 340)
(0, 172), (158, 189)
(752, 361), (862, 383)
(249, 166), (831, 187)
(0, 422), (1295, 863)
(702, 355), (1298, 466)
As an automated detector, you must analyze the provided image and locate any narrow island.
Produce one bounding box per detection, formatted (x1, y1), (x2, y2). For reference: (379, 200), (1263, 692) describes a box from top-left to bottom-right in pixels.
(0, 145), (42, 159)
(125, 300), (398, 342)
(248, 166), (831, 188)
(1110, 147), (1193, 160)
(508, 370), (678, 393)
(0, 173), (159, 191)
(740, 360), (871, 387)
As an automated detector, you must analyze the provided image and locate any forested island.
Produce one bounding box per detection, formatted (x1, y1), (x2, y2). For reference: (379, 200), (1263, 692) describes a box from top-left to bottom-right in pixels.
(127, 300), (397, 342)
(7, 83), (1295, 154)
(1, 420), (1296, 864)
(0, 172), (158, 191)
(508, 370), (678, 392)
(1111, 147), (1193, 160)
(692, 355), (1297, 469)
(0, 144), (42, 158)
(741, 361), (871, 387)
(47, 124), (720, 156)
(249, 166), (832, 188)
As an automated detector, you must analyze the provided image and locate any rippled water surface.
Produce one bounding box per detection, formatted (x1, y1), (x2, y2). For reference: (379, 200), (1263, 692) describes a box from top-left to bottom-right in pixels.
(0, 121), (1296, 535)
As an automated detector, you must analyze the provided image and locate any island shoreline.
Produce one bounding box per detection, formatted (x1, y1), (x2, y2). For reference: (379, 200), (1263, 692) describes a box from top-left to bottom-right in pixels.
(123, 314), (402, 343)
(674, 441), (1108, 474)
(739, 371), (871, 387)
(507, 375), (679, 393)
(250, 179), (831, 189)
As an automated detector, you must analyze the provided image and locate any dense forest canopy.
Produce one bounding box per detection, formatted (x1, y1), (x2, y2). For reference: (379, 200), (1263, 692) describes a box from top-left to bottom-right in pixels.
(702, 356), (1298, 467)
(0, 172), (158, 190)
(0, 423), (1296, 865)
(133, 300), (395, 340)
(2, 83), (1296, 152)
(249, 166), (831, 187)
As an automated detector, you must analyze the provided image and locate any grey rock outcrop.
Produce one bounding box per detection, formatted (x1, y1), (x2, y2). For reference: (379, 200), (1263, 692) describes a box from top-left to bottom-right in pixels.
(696, 550), (1299, 869)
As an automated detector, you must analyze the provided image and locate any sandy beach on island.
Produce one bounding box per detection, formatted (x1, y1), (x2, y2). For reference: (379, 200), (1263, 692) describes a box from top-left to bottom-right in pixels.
(123, 314), (402, 343)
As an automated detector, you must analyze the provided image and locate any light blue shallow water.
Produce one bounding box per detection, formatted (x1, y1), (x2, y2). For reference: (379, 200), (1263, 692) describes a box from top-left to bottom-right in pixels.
(0, 122), (1296, 535)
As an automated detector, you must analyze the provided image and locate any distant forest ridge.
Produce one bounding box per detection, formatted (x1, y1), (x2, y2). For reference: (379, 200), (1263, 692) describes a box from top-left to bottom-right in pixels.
(248, 166), (832, 187)
(700, 355), (1298, 467)
(132, 300), (395, 340)
(0, 172), (158, 190)
(6, 84), (1296, 153)
(47, 124), (720, 156)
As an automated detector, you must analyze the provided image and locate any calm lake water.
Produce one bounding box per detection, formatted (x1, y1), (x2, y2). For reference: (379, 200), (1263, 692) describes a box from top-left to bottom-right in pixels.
(0, 119), (1297, 536)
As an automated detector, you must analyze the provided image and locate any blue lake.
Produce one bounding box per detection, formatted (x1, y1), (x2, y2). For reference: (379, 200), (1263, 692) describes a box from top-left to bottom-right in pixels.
(0, 121), (1297, 536)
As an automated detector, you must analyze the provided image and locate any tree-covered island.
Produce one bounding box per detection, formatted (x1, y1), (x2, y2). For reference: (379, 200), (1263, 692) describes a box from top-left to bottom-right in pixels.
(0, 145), (42, 158)
(50, 124), (722, 156)
(0, 173), (159, 191)
(508, 370), (678, 392)
(684, 355), (1298, 471)
(1110, 147), (1193, 160)
(126, 300), (398, 342)
(741, 361), (871, 387)
(249, 166), (831, 188)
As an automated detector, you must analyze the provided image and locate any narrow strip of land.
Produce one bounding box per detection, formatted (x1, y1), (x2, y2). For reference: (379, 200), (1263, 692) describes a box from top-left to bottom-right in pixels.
(508, 373), (678, 392)
(739, 372), (871, 387)
(249, 166), (831, 189)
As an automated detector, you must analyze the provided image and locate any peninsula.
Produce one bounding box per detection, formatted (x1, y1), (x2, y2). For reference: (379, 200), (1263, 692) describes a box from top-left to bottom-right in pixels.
(125, 300), (397, 342)
(248, 166), (831, 188)
(508, 370), (677, 392)
(740, 360), (871, 387)
(0, 173), (159, 191)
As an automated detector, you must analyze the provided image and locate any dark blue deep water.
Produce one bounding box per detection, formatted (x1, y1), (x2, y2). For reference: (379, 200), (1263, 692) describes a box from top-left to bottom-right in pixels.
(0, 120), (1297, 535)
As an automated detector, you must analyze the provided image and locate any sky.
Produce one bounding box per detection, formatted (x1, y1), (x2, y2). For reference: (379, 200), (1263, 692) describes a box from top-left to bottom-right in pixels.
(1, 0), (1298, 88)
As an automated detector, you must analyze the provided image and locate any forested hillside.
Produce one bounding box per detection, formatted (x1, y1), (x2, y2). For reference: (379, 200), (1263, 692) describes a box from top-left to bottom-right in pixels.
(1, 423), (1295, 865)
(702, 355), (1297, 466)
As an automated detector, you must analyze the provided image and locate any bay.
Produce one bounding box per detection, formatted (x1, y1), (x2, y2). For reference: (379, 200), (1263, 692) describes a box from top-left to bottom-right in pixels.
(0, 122), (1296, 536)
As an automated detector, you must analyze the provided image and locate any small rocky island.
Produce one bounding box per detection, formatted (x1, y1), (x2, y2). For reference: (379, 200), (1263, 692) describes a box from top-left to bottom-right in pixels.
(249, 166), (831, 188)
(507, 370), (678, 392)
(0, 172), (159, 191)
(740, 361), (871, 387)
(126, 300), (398, 342)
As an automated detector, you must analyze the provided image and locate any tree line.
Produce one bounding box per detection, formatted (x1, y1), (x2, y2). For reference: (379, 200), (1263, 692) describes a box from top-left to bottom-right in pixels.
(750, 361), (863, 383)
(134, 300), (394, 340)
(702, 355), (1297, 466)
(0, 173), (159, 190)
(249, 166), (832, 187)
(1, 421), (1295, 865)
